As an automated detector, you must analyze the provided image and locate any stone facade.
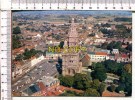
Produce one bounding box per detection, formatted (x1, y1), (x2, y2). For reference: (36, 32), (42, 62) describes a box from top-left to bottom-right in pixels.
(62, 18), (82, 76)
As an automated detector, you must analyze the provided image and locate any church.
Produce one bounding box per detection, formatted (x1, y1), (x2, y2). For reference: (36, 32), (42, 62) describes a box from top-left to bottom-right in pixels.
(62, 18), (82, 76)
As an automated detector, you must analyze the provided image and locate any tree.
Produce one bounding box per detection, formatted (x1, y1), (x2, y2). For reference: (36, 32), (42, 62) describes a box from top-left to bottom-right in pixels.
(22, 48), (40, 60)
(13, 26), (21, 34)
(124, 64), (132, 73)
(23, 49), (32, 60)
(73, 73), (91, 90)
(58, 75), (74, 87)
(115, 85), (125, 93)
(104, 60), (124, 75)
(30, 49), (37, 56)
(126, 44), (132, 51)
(84, 88), (100, 96)
(114, 18), (132, 22)
(119, 71), (132, 96)
(107, 84), (116, 92)
(43, 51), (46, 56)
(15, 54), (23, 61)
(120, 71), (131, 83)
(12, 35), (22, 49)
(98, 82), (106, 95)
(100, 42), (108, 49)
(59, 90), (83, 96)
(91, 63), (107, 81)
(114, 41), (122, 50)
(92, 79), (100, 90)
(59, 41), (64, 49)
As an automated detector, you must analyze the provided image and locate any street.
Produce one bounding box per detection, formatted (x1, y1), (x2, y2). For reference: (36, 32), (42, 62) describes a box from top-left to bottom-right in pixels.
(12, 59), (58, 92)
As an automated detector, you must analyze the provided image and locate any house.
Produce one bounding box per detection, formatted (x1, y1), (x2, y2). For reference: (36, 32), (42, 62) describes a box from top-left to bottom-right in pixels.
(101, 49), (111, 54)
(37, 82), (47, 91)
(37, 76), (60, 90)
(88, 52), (109, 63)
(12, 55), (45, 79)
(109, 54), (115, 61)
(117, 54), (131, 63)
(12, 47), (25, 59)
(12, 45), (35, 59)
(108, 53), (131, 63)
(94, 38), (106, 43)
(112, 49), (119, 54)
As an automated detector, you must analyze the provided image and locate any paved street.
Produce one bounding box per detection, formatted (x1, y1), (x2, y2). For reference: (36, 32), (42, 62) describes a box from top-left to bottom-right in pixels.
(12, 59), (58, 92)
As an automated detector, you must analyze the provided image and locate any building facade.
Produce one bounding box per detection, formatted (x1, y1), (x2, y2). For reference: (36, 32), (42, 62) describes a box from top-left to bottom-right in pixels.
(62, 18), (82, 76)
(88, 52), (109, 63)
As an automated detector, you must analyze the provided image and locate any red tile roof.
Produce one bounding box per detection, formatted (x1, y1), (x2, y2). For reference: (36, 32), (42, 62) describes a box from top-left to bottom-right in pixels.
(13, 47), (25, 55)
(95, 52), (107, 55)
(37, 82), (46, 90)
(13, 45), (35, 55)
(13, 61), (24, 67)
(85, 54), (90, 60)
(47, 91), (54, 96)
(121, 54), (128, 58)
(60, 86), (83, 93)
(102, 90), (125, 97)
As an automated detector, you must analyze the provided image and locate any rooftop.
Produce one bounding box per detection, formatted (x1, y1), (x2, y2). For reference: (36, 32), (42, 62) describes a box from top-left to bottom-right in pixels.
(37, 76), (59, 87)
(102, 90), (125, 97)
(88, 52), (107, 55)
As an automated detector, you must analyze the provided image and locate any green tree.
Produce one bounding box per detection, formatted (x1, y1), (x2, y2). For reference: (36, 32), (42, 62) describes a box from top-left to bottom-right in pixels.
(98, 82), (106, 95)
(58, 75), (74, 87)
(114, 41), (122, 50)
(22, 48), (39, 60)
(100, 42), (108, 49)
(84, 88), (100, 96)
(104, 60), (124, 75)
(124, 64), (132, 73)
(59, 90), (83, 96)
(43, 51), (46, 56)
(107, 84), (116, 92)
(114, 18), (132, 22)
(13, 26), (21, 34)
(92, 79), (100, 90)
(126, 44), (132, 51)
(91, 63), (107, 81)
(73, 73), (91, 90)
(115, 85), (125, 93)
(59, 41), (64, 49)
(23, 49), (32, 60)
(120, 71), (131, 83)
(15, 54), (23, 61)
(30, 49), (37, 56)
(12, 35), (22, 49)
(119, 71), (132, 96)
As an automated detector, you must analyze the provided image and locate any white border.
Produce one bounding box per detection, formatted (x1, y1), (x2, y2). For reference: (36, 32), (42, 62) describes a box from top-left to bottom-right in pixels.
(0, 0), (135, 100)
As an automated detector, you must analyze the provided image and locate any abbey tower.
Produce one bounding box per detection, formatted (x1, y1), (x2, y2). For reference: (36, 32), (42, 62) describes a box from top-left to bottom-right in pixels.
(62, 18), (82, 76)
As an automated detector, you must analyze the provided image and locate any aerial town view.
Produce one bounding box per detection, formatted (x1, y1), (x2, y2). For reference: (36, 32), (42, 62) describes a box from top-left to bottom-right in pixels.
(12, 11), (132, 97)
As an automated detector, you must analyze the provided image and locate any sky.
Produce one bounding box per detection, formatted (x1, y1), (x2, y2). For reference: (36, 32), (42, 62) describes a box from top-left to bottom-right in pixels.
(13, 10), (132, 16)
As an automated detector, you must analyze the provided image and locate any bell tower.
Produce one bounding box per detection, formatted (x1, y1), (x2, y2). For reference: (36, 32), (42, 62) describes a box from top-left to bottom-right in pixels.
(62, 18), (82, 76)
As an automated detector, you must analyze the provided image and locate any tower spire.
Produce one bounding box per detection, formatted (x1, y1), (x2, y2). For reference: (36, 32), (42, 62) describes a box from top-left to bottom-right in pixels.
(68, 18), (78, 46)
(62, 18), (82, 76)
